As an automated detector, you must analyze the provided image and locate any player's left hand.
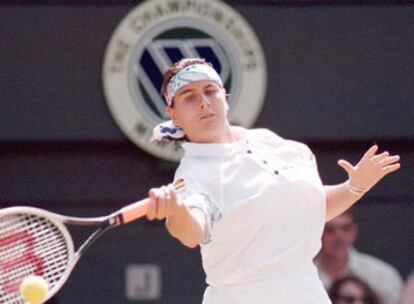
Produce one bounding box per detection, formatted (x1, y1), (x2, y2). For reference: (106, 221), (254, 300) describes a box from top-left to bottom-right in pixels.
(337, 145), (400, 192)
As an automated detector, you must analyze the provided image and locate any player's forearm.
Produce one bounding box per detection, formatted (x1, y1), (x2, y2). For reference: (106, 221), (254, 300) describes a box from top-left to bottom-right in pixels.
(324, 181), (364, 221)
(166, 206), (206, 248)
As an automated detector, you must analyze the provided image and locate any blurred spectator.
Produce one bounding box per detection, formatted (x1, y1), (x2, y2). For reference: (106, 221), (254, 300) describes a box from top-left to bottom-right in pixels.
(315, 210), (403, 304)
(329, 275), (381, 304)
(400, 270), (414, 304)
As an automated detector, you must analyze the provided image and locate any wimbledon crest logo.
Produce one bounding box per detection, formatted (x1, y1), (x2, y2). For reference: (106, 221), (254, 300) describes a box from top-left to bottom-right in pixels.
(102, 0), (266, 161)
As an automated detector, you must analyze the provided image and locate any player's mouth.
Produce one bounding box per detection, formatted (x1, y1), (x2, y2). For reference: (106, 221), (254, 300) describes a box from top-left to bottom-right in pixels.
(200, 113), (215, 120)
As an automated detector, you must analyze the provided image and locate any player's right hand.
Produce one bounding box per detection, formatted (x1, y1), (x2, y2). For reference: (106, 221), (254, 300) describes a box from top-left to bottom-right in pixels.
(146, 184), (183, 221)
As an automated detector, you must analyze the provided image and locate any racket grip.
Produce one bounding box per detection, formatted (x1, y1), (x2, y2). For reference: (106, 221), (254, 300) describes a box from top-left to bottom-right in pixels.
(119, 198), (150, 224)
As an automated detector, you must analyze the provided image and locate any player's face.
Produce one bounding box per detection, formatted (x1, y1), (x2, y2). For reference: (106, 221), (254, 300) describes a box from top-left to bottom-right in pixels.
(321, 213), (358, 258)
(167, 80), (229, 143)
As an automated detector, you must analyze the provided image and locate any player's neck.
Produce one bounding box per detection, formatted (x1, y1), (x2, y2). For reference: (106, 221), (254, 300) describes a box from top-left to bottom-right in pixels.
(189, 124), (244, 144)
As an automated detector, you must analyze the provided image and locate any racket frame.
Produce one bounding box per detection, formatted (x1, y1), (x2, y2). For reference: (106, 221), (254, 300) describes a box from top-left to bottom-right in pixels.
(0, 179), (185, 303)
(0, 206), (76, 303)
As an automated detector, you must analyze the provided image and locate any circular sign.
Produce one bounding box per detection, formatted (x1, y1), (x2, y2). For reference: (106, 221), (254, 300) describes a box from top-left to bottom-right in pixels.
(103, 0), (267, 161)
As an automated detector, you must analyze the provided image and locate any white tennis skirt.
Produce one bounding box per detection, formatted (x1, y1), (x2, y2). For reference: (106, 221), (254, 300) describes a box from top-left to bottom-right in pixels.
(202, 264), (331, 304)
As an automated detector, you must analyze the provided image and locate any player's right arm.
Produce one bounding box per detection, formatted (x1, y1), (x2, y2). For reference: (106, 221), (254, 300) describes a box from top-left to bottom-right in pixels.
(146, 184), (207, 248)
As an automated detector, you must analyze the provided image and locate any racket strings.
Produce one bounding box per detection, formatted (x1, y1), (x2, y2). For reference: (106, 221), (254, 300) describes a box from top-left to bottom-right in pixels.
(2, 219), (61, 254)
(0, 214), (70, 303)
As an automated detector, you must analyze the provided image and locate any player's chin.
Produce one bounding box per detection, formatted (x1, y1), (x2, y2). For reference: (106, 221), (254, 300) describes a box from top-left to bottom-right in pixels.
(199, 116), (221, 130)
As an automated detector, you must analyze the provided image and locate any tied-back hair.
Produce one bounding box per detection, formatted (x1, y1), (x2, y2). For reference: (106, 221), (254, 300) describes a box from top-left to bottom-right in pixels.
(328, 275), (381, 304)
(161, 58), (213, 107)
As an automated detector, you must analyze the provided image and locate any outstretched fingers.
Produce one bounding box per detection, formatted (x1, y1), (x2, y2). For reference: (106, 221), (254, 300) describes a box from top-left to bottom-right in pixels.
(371, 151), (389, 162)
(375, 153), (401, 176)
(381, 155), (400, 166)
(361, 144), (379, 162)
(340, 145), (401, 193)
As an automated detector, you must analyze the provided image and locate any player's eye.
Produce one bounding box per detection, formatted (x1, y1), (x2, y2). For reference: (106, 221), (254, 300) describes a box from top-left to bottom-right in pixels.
(205, 87), (219, 97)
(183, 94), (197, 103)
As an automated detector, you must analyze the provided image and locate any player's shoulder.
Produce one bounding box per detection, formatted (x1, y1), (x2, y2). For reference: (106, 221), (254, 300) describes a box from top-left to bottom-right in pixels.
(246, 128), (305, 146)
(248, 128), (313, 155)
(246, 128), (284, 142)
(176, 156), (213, 174)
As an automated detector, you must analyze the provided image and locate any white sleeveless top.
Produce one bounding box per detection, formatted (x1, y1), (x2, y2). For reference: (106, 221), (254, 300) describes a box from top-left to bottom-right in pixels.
(174, 129), (331, 304)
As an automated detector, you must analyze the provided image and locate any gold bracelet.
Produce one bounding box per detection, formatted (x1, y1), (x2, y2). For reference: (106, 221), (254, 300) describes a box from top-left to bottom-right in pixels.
(347, 182), (366, 195)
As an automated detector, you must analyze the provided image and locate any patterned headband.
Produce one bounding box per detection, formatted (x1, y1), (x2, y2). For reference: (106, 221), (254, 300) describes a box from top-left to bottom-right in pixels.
(152, 64), (223, 142)
(164, 63), (223, 106)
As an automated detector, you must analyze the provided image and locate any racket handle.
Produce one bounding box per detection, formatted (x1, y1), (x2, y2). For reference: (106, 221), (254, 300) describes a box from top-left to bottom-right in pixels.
(118, 198), (150, 224)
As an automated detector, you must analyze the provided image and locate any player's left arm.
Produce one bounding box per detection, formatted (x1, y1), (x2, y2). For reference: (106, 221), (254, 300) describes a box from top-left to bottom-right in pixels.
(324, 145), (400, 221)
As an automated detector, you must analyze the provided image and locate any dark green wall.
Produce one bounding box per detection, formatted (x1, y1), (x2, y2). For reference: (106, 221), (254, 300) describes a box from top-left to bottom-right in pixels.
(1, 2), (413, 304)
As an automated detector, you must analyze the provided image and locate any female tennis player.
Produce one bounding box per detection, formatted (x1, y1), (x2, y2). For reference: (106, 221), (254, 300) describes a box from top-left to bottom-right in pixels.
(147, 58), (400, 303)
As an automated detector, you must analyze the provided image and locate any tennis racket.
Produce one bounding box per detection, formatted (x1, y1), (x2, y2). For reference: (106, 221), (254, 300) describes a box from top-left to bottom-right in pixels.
(0, 179), (185, 304)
